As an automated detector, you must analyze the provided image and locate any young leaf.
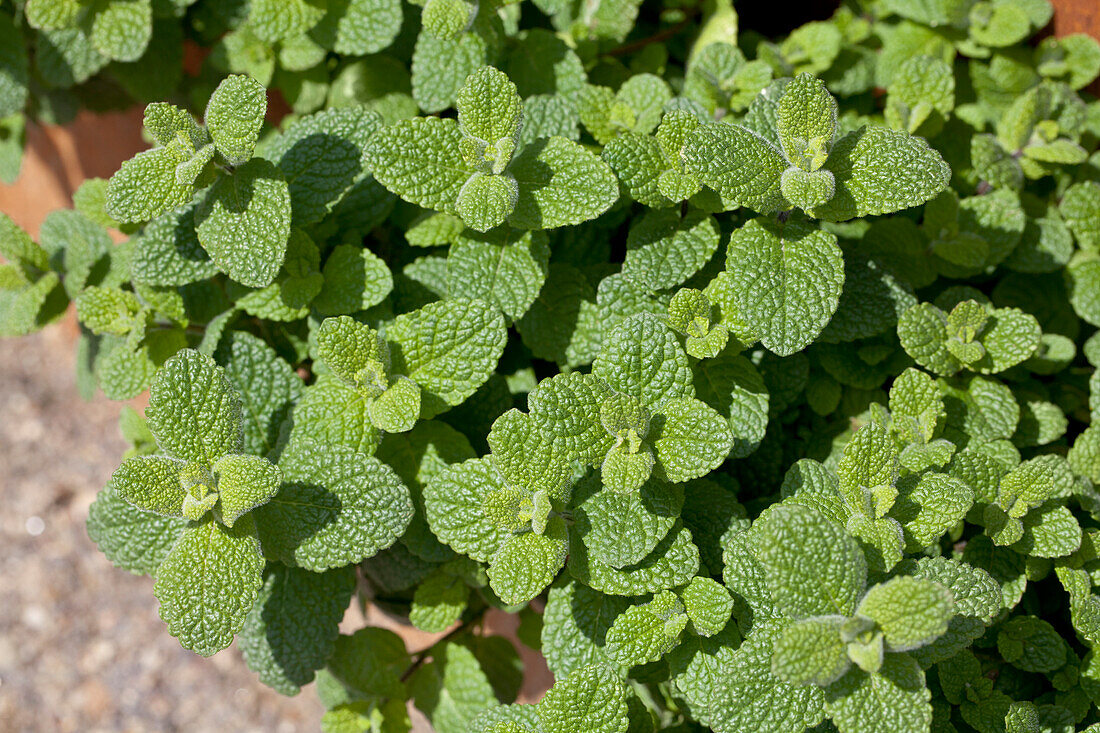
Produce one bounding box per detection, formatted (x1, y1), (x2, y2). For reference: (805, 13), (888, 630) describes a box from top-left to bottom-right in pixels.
(145, 349), (243, 465)
(212, 453), (281, 528)
(204, 74), (266, 165)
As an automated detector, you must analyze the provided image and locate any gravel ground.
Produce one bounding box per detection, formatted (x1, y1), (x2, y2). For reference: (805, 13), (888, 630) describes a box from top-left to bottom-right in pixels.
(0, 321), (325, 732)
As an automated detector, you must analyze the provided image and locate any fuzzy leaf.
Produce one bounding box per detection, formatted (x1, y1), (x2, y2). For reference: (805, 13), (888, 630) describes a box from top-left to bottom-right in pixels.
(255, 439), (413, 571)
(387, 298), (507, 418)
(145, 349), (243, 465)
(811, 126), (950, 222)
(205, 74), (266, 165)
(153, 515), (264, 656)
(753, 503), (867, 618)
(195, 158), (292, 288)
(725, 218), (843, 356)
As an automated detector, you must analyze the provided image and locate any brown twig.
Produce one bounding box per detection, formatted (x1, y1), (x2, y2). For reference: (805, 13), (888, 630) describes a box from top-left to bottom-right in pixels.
(398, 614), (483, 683)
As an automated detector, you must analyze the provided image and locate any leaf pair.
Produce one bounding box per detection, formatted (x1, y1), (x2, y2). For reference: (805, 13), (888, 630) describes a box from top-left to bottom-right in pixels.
(295, 300), (506, 453)
(898, 298), (1042, 377)
(105, 76), (294, 290)
(367, 65), (618, 232)
(604, 576), (732, 667)
(681, 73), (950, 221)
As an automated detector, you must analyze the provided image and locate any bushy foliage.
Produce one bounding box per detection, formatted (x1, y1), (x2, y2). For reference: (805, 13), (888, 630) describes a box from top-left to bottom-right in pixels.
(3, 0), (1100, 731)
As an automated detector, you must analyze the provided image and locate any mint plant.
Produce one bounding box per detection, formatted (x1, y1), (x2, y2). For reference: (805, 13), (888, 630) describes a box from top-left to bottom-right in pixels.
(4, 1), (1100, 732)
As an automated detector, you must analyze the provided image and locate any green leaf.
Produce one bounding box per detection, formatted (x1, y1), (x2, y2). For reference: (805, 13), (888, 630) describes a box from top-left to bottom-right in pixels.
(651, 397), (733, 483)
(605, 591), (687, 666)
(541, 580), (630, 678)
(693, 353), (770, 459)
(316, 315), (389, 390)
(996, 616), (1067, 673)
(773, 616), (850, 686)
(249, 0), (325, 42)
(130, 203), (218, 286)
(204, 74), (265, 165)
(447, 228), (549, 322)
(508, 137), (619, 230)
(538, 664), (629, 733)
(516, 263), (601, 368)
(593, 313), (693, 411)
(313, 243), (393, 316)
(313, 0), (403, 55)
(573, 473), (682, 569)
(488, 523), (568, 605)
(708, 622), (826, 733)
(216, 331), (303, 457)
(410, 569), (469, 632)
(76, 286), (141, 335)
(824, 654), (931, 733)
(810, 126), (950, 222)
(424, 457), (513, 562)
(369, 377), (421, 434)
(601, 443), (655, 494)
(327, 627), (410, 700)
(106, 143), (197, 224)
(857, 576), (954, 651)
(411, 15), (496, 114)
(255, 439), (413, 571)
(153, 515), (265, 656)
(240, 564), (356, 695)
(1066, 258), (1100, 328)
(680, 576), (734, 637)
(725, 218), (844, 356)
(268, 108), (383, 227)
(409, 638), (500, 732)
(753, 503), (867, 618)
(87, 0), (152, 62)
(213, 453), (281, 527)
(86, 484), (189, 575)
(195, 158), (292, 288)
(681, 122), (788, 213)
(622, 209), (720, 291)
(568, 522), (700, 596)
(455, 172), (518, 232)
(1016, 503), (1081, 559)
(365, 116), (470, 213)
(487, 409), (573, 500)
(0, 12), (29, 118)
(146, 349), (243, 464)
(456, 65), (522, 146)
(776, 73), (838, 172)
(387, 298), (507, 418)
(894, 472), (973, 550)
(291, 375), (382, 455)
(602, 133), (673, 209)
